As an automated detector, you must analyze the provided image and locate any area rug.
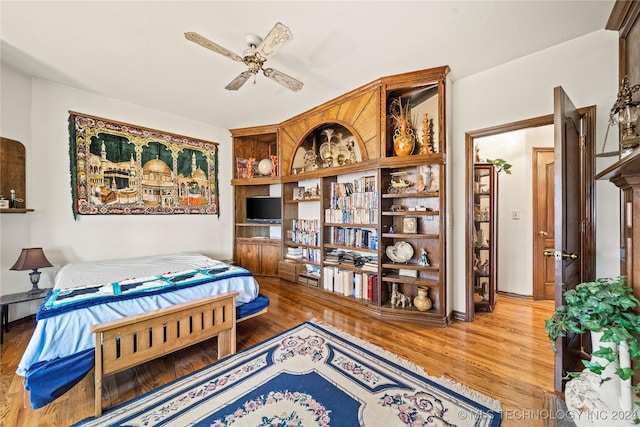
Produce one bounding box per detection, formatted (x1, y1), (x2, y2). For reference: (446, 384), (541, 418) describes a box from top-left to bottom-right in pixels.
(73, 321), (502, 426)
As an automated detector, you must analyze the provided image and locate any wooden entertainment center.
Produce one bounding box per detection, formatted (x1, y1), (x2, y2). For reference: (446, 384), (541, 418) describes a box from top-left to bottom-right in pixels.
(231, 66), (451, 326)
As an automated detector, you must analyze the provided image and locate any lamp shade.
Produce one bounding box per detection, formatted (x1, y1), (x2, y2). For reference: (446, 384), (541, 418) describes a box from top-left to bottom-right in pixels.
(10, 248), (53, 271)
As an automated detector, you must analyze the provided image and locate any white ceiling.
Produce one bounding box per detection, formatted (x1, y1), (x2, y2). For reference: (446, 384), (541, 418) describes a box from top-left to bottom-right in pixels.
(0, 0), (615, 130)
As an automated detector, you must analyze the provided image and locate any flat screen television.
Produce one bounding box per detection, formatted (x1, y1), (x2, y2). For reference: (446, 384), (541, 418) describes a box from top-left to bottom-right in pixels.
(245, 196), (282, 224)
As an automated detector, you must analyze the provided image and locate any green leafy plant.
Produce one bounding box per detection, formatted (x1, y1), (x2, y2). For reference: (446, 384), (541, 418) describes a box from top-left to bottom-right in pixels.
(485, 158), (512, 174)
(545, 277), (640, 414)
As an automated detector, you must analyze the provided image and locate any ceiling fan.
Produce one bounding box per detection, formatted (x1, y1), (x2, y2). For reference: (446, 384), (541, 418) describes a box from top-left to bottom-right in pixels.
(185, 22), (303, 92)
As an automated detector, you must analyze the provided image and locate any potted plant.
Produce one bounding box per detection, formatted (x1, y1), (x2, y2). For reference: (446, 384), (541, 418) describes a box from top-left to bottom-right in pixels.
(485, 158), (513, 174)
(545, 277), (640, 413)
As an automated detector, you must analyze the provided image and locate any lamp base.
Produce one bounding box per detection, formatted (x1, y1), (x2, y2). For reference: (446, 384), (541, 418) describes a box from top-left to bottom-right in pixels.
(620, 136), (640, 158)
(26, 284), (44, 296)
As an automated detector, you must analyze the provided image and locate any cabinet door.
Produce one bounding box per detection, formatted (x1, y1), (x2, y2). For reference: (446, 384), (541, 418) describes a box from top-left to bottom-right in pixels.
(261, 244), (281, 276)
(236, 243), (261, 274)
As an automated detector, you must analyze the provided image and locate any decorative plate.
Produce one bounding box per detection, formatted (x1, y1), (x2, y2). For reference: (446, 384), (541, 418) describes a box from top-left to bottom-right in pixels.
(385, 241), (414, 263)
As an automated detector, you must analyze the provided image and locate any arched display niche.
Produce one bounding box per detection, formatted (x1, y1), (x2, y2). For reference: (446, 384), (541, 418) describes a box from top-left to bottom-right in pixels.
(290, 122), (368, 174)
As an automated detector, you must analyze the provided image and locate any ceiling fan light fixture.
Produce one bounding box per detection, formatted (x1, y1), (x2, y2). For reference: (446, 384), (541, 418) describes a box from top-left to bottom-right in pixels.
(185, 22), (303, 92)
(245, 34), (262, 48)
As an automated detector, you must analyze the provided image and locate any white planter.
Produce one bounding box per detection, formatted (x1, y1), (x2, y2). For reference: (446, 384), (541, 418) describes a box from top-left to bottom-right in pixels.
(565, 331), (638, 426)
(590, 330), (620, 382)
(618, 339), (633, 413)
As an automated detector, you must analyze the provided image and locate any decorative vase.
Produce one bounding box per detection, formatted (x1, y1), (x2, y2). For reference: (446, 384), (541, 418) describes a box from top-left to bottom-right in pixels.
(393, 121), (415, 156)
(413, 286), (432, 312)
(390, 98), (416, 156)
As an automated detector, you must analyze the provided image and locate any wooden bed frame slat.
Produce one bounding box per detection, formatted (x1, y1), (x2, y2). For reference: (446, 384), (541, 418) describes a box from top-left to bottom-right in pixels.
(92, 292), (238, 417)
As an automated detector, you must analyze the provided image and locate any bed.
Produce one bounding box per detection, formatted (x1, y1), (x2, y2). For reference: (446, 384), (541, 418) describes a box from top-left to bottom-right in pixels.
(16, 252), (269, 410)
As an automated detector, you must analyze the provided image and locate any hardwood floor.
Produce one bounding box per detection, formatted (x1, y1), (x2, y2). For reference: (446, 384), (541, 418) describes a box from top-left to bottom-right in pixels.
(0, 277), (557, 426)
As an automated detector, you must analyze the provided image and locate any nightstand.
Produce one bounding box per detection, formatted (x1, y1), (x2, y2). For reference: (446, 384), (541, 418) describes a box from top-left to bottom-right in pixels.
(0, 288), (51, 344)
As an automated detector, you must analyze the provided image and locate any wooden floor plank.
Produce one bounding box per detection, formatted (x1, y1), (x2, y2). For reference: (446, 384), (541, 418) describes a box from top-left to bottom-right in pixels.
(0, 277), (557, 427)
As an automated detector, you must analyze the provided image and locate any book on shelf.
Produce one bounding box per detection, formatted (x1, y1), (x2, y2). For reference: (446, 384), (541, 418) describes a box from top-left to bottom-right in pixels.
(286, 247), (303, 260)
(323, 266), (335, 292)
(303, 264), (321, 277)
(324, 249), (378, 271)
(354, 272), (363, 299)
(342, 270), (354, 297)
(286, 247), (321, 263)
(329, 227), (378, 250)
(322, 266), (375, 301)
(362, 260), (378, 272)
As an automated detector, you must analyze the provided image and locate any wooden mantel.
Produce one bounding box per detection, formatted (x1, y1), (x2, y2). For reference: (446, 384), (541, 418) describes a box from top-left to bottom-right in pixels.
(595, 148), (640, 298)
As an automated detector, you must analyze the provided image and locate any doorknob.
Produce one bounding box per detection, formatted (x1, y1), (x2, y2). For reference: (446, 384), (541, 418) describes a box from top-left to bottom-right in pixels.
(543, 249), (579, 260)
(538, 230), (548, 237)
(562, 251), (579, 260)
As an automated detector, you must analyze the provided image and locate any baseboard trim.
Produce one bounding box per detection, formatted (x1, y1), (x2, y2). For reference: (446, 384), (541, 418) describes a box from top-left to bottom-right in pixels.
(452, 310), (466, 322)
(497, 290), (534, 301)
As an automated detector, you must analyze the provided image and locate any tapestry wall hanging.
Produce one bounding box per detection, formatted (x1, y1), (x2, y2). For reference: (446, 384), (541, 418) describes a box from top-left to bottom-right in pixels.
(69, 112), (219, 216)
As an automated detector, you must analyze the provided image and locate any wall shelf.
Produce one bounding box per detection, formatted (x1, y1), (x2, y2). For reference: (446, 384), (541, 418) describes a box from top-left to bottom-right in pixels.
(0, 208), (34, 214)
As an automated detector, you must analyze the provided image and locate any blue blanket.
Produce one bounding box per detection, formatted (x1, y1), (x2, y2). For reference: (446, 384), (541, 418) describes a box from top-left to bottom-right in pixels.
(17, 265), (268, 409)
(39, 266), (249, 319)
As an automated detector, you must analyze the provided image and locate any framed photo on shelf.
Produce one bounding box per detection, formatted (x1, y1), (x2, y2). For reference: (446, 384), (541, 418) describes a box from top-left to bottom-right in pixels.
(293, 187), (305, 200)
(416, 164), (439, 193)
(402, 216), (418, 234)
(236, 158), (249, 179)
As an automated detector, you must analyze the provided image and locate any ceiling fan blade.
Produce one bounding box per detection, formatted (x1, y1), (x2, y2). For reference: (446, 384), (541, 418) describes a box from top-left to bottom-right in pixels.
(184, 32), (243, 62)
(257, 22), (292, 58)
(263, 68), (303, 92)
(225, 71), (253, 91)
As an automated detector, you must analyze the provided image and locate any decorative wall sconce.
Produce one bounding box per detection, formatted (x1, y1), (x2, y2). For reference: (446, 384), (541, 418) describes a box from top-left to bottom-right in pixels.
(610, 76), (640, 157)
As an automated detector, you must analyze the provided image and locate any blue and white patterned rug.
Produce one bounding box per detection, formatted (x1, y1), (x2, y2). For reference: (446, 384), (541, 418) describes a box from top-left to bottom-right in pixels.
(74, 321), (502, 426)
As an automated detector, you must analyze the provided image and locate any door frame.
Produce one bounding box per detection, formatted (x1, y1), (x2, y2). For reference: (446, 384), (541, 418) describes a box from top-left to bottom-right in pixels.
(464, 109), (596, 321)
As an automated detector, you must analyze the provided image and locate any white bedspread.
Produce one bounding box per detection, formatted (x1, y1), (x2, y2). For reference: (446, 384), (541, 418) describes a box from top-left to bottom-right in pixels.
(18, 253), (259, 378)
(54, 252), (225, 289)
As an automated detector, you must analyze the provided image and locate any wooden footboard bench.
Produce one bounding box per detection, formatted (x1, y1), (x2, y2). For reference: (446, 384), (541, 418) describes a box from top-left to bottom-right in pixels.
(91, 291), (238, 417)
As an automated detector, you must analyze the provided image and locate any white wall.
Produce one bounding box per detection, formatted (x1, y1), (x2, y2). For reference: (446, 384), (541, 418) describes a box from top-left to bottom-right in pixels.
(451, 29), (621, 313)
(0, 65), (38, 316)
(1, 66), (233, 319)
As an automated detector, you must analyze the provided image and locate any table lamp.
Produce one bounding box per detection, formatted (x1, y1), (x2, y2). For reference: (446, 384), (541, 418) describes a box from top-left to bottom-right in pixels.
(10, 248), (53, 296)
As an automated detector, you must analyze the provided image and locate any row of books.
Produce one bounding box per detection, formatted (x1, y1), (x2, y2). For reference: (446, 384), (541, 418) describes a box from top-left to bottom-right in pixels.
(324, 249), (378, 272)
(329, 175), (377, 197)
(322, 266), (377, 301)
(286, 247), (321, 263)
(291, 219), (320, 232)
(328, 191), (378, 210)
(324, 208), (378, 225)
(328, 227), (378, 250)
(287, 219), (320, 246)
